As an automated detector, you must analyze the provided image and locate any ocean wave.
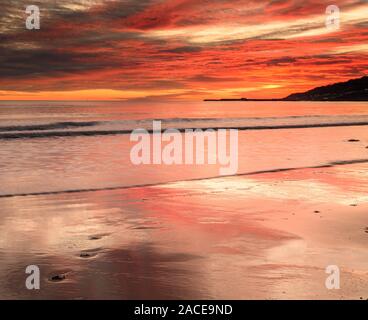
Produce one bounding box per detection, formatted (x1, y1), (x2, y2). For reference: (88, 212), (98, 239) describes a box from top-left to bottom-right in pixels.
(0, 121), (101, 132)
(0, 120), (368, 139)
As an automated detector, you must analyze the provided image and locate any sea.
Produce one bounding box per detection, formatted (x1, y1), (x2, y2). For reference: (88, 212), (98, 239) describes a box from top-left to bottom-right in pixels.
(0, 100), (367, 197)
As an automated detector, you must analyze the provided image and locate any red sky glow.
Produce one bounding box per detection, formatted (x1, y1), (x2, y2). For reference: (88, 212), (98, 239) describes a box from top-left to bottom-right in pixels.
(0, 0), (367, 100)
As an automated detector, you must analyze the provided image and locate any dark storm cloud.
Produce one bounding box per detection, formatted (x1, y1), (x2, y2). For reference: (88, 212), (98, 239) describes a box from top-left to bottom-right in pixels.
(0, 46), (121, 77)
(159, 46), (203, 54)
(188, 75), (242, 82)
(266, 57), (297, 66)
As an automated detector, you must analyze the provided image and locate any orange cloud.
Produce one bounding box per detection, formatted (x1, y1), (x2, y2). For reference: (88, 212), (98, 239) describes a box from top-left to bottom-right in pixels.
(0, 0), (367, 100)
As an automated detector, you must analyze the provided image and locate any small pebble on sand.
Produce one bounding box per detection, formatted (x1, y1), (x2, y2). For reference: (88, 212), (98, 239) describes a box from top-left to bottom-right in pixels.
(89, 236), (102, 240)
(80, 252), (96, 258)
(49, 274), (66, 282)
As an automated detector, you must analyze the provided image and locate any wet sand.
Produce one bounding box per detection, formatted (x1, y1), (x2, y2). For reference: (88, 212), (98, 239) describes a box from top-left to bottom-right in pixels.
(0, 161), (367, 299)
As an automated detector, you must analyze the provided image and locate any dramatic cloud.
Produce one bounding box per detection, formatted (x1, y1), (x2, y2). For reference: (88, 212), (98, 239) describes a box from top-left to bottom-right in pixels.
(0, 0), (367, 100)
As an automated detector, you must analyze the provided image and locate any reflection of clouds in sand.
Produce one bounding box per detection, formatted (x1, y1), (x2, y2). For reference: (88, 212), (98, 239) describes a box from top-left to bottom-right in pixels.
(266, 239), (308, 265)
(0, 197), (110, 254)
(79, 244), (205, 299)
(0, 194), (207, 298)
(1, 161), (368, 298)
(0, 178), (298, 299)
(334, 164), (368, 182)
(0, 243), (205, 299)
(162, 164), (368, 205)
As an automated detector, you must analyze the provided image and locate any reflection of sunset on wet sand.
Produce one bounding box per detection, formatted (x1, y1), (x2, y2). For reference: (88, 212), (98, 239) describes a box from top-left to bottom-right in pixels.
(1, 160), (367, 299)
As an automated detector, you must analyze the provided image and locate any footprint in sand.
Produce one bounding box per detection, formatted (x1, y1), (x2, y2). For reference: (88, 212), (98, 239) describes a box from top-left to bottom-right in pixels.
(79, 247), (103, 259)
(80, 252), (97, 258)
(132, 225), (160, 230)
(48, 270), (72, 282)
(88, 233), (110, 241)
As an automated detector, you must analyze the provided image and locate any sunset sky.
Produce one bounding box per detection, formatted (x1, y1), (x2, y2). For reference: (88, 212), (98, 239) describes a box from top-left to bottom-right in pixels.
(0, 0), (367, 100)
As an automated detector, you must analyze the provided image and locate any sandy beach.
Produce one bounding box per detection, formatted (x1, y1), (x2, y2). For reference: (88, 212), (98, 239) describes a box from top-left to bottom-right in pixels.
(0, 160), (367, 299)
